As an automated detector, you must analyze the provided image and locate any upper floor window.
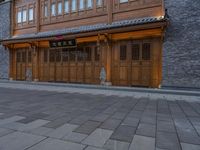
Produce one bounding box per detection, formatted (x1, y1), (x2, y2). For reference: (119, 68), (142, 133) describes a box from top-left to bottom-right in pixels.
(51, 3), (56, 16)
(17, 11), (22, 23)
(71, 0), (77, 12)
(96, 0), (102, 7)
(120, 0), (128, 3)
(28, 8), (34, 21)
(87, 0), (93, 9)
(79, 0), (84, 10)
(22, 10), (27, 22)
(64, 0), (69, 13)
(44, 5), (48, 17)
(58, 2), (62, 14)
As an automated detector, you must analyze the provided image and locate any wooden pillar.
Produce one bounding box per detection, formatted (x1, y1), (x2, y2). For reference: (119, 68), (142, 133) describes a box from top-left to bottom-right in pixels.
(33, 46), (39, 81)
(12, 48), (17, 80)
(151, 37), (162, 88)
(105, 36), (112, 85)
(9, 48), (13, 80)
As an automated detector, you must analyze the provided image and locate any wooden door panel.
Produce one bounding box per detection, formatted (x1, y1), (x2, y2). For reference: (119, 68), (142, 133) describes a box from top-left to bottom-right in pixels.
(62, 65), (69, 82)
(141, 66), (150, 86)
(119, 66), (128, 85)
(69, 64), (77, 82)
(49, 64), (55, 81)
(85, 63), (92, 83)
(77, 63), (84, 83)
(56, 65), (62, 81)
(43, 65), (49, 81)
(131, 66), (140, 85)
(16, 64), (21, 80)
(93, 66), (100, 84)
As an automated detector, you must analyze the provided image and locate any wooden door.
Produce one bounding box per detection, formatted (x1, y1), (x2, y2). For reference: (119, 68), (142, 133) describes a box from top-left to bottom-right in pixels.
(111, 42), (130, 86)
(55, 49), (62, 82)
(131, 41), (152, 87)
(16, 49), (29, 80)
(84, 47), (93, 84)
(49, 50), (56, 81)
(76, 48), (84, 83)
(62, 49), (69, 82)
(69, 48), (77, 82)
(16, 50), (22, 80)
(140, 42), (151, 86)
(40, 49), (49, 81)
(93, 46), (101, 84)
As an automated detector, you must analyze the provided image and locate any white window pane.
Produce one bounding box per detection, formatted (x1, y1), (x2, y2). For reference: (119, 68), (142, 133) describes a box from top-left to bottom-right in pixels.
(29, 8), (33, 21)
(87, 0), (92, 8)
(51, 4), (56, 16)
(17, 11), (22, 23)
(44, 5), (48, 17)
(120, 0), (128, 3)
(22, 10), (27, 22)
(72, 0), (77, 11)
(64, 0), (69, 13)
(79, 0), (84, 10)
(96, 0), (102, 6)
(58, 2), (62, 14)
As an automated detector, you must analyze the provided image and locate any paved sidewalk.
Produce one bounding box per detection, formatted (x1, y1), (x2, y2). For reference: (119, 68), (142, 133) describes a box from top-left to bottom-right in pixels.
(0, 87), (200, 150)
(0, 80), (200, 102)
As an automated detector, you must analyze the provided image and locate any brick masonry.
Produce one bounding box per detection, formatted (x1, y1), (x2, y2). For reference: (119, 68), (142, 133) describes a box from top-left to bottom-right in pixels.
(0, 0), (11, 79)
(163, 0), (200, 88)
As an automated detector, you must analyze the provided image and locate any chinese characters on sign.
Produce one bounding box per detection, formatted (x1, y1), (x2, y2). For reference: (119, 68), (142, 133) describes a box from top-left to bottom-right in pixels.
(49, 39), (77, 48)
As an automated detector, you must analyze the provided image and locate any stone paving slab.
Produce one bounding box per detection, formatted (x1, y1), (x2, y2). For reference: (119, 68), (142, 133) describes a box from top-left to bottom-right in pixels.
(0, 131), (46, 150)
(27, 127), (54, 136)
(100, 118), (122, 130)
(181, 143), (200, 150)
(0, 87), (200, 150)
(85, 146), (105, 150)
(156, 131), (181, 150)
(103, 139), (130, 150)
(136, 123), (156, 137)
(129, 135), (155, 150)
(82, 128), (113, 147)
(74, 120), (101, 135)
(0, 116), (25, 126)
(110, 125), (136, 143)
(47, 123), (78, 139)
(27, 138), (86, 150)
(63, 132), (88, 143)
(0, 128), (14, 137)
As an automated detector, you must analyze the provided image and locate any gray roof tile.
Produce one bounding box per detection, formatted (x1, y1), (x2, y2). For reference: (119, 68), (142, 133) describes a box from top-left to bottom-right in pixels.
(2, 16), (166, 42)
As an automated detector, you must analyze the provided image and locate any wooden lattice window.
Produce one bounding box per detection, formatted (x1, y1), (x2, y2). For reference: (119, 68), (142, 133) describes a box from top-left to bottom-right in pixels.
(49, 50), (55, 62)
(120, 45), (127, 60)
(142, 43), (151, 60)
(85, 47), (92, 61)
(62, 49), (69, 62)
(22, 51), (26, 62)
(16, 52), (21, 62)
(132, 44), (140, 60)
(27, 51), (32, 63)
(95, 47), (100, 61)
(56, 50), (61, 62)
(69, 48), (76, 61)
(44, 49), (48, 62)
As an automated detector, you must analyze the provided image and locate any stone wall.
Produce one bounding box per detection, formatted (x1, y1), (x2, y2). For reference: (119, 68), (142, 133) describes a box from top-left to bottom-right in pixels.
(163, 0), (200, 88)
(0, 0), (11, 79)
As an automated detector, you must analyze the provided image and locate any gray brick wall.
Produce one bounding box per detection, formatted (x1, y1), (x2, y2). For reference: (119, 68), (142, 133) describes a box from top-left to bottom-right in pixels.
(163, 0), (200, 88)
(0, 0), (11, 79)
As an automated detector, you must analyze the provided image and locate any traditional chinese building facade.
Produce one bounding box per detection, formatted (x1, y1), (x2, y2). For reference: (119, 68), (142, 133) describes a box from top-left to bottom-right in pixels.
(1, 0), (168, 88)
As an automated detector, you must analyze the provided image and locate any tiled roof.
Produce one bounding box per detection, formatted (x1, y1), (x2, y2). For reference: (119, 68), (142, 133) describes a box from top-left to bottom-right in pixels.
(2, 16), (166, 42)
